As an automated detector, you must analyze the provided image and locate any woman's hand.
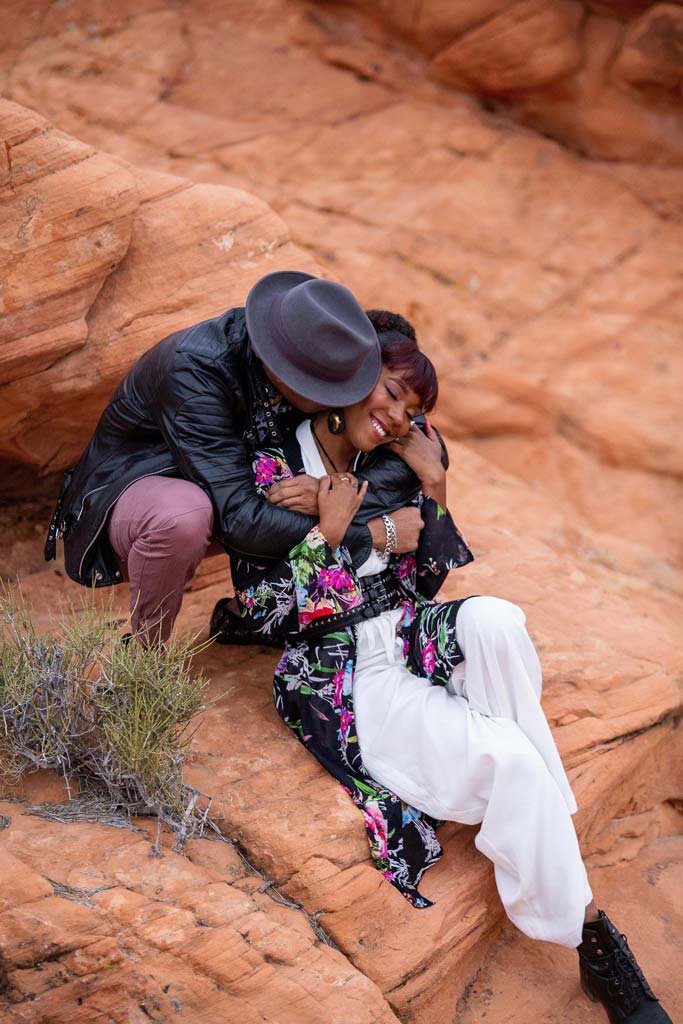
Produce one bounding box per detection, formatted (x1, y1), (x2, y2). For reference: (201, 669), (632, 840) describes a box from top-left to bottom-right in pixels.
(318, 473), (368, 549)
(267, 474), (320, 514)
(389, 421), (447, 507)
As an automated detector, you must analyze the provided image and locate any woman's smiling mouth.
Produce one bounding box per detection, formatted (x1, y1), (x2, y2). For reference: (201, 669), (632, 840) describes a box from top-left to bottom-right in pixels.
(370, 415), (390, 440)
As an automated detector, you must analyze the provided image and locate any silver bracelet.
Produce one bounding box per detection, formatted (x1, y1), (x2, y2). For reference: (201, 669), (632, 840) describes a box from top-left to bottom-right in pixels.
(380, 514), (397, 560)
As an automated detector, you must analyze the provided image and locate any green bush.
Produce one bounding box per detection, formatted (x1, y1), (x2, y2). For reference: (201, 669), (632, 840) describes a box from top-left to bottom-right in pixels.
(0, 586), (210, 847)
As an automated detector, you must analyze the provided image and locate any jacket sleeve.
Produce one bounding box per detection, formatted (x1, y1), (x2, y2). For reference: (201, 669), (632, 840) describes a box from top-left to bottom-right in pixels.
(232, 526), (362, 637)
(393, 496), (474, 603)
(415, 497), (474, 599)
(151, 350), (373, 564)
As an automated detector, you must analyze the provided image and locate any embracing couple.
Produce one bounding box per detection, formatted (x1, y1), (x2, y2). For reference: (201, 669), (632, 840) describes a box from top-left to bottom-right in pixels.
(46, 271), (670, 1023)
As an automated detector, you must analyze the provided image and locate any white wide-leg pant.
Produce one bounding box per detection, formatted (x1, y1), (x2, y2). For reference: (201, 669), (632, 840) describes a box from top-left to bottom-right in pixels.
(353, 596), (593, 947)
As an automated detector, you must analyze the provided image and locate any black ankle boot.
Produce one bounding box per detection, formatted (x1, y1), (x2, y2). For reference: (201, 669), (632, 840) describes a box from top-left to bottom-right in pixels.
(578, 911), (672, 1022)
(209, 598), (284, 648)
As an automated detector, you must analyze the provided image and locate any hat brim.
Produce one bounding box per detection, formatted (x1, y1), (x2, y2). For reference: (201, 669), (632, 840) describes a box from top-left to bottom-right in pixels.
(245, 270), (381, 405)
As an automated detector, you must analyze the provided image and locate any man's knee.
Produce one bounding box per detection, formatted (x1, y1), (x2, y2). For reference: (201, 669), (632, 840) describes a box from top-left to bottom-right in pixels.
(159, 503), (213, 560)
(139, 487), (213, 564)
(112, 478), (214, 554)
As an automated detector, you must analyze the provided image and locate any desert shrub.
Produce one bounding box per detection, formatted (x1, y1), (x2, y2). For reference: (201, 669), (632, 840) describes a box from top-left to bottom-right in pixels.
(0, 586), (210, 847)
(0, 593), (101, 783)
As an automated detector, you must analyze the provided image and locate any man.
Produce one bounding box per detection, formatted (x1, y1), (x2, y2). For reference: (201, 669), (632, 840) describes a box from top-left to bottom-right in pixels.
(45, 271), (423, 642)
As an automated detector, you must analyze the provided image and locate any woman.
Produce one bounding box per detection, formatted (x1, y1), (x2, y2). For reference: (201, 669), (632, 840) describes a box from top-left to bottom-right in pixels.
(224, 313), (670, 1023)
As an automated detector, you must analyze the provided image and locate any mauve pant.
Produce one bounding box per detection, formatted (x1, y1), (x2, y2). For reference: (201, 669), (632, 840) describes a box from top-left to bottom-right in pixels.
(108, 476), (214, 643)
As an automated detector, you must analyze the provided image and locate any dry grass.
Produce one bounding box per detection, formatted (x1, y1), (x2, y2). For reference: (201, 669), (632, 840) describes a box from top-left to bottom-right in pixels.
(0, 584), (211, 847)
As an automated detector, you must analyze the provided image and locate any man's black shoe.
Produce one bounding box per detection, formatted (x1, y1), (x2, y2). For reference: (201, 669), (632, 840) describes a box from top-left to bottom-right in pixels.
(578, 911), (672, 1022)
(209, 598), (284, 648)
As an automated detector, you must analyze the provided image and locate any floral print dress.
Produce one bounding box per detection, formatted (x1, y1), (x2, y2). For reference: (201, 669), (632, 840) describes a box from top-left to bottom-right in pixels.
(232, 435), (474, 907)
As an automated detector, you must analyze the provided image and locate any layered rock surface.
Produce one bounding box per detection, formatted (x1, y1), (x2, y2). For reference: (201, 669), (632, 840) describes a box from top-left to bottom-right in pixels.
(1, 4), (682, 1022)
(0, 802), (401, 1024)
(5, 1), (681, 164)
(4, 470), (682, 1022)
(1, 1), (680, 592)
(316, 0), (683, 163)
(0, 97), (316, 474)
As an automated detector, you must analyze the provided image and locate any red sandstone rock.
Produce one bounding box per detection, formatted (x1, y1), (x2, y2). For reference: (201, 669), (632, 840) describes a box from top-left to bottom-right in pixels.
(0, 97), (316, 475)
(0, 805), (401, 1023)
(311, 0), (683, 163)
(613, 3), (683, 90)
(6, 429), (681, 1022)
(0, 5), (682, 1023)
(431, 0), (584, 93)
(0, 102), (136, 389)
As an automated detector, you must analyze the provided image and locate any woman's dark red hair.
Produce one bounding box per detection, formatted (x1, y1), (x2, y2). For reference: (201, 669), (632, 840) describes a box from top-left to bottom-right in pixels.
(365, 310), (438, 413)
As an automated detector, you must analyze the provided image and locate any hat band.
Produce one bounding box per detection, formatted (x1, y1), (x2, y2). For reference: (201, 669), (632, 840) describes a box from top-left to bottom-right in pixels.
(266, 293), (359, 384)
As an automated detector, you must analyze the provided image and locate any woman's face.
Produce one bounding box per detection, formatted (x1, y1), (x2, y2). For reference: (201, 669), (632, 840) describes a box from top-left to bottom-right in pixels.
(343, 367), (423, 452)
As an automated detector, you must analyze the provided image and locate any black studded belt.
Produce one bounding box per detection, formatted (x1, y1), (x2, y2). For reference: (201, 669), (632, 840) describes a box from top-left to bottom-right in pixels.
(356, 570), (402, 618)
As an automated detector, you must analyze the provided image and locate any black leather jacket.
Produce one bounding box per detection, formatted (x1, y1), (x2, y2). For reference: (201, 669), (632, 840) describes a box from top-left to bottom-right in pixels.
(46, 307), (428, 587)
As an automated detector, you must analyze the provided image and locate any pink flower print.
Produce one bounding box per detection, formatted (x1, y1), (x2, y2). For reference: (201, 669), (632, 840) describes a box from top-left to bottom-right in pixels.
(396, 554), (416, 580)
(422, 639), (436, 677)
(333, 667), (344, 708)
(363, 804), (389, 859)
(317, 565), (355, 593)
(254, 455), (279, 488)
(331, 566), (355, 590)
(254, 453), (293, 491)
(339, 707), (354, 747)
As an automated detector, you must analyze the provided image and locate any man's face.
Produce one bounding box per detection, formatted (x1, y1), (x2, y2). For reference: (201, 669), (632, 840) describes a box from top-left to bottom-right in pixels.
(262, 366), (326, 413)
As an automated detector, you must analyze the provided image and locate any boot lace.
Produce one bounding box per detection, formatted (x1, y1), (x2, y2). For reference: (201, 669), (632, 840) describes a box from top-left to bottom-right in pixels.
(608, 934), (654, 1002)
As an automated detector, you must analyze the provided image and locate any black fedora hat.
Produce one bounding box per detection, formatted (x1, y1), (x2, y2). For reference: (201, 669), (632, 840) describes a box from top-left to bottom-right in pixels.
(245, 271), (381, 405)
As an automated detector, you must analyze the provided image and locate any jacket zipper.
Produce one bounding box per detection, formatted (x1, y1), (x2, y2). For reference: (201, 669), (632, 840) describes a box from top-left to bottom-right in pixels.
(78, 466), (175, 580)
(76, 481), (110, 522)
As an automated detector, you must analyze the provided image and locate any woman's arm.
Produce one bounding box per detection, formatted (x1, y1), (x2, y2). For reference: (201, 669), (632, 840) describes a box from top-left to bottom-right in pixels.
(407, 495), (473, 601)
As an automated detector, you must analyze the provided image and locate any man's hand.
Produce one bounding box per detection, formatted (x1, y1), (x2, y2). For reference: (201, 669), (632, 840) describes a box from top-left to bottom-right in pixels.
(368, 506), (424, 554)
(267, 474), (320, 514)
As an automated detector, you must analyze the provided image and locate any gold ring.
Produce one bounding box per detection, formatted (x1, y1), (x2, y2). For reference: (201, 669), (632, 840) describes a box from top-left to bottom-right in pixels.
(340, 475), (350, 482)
